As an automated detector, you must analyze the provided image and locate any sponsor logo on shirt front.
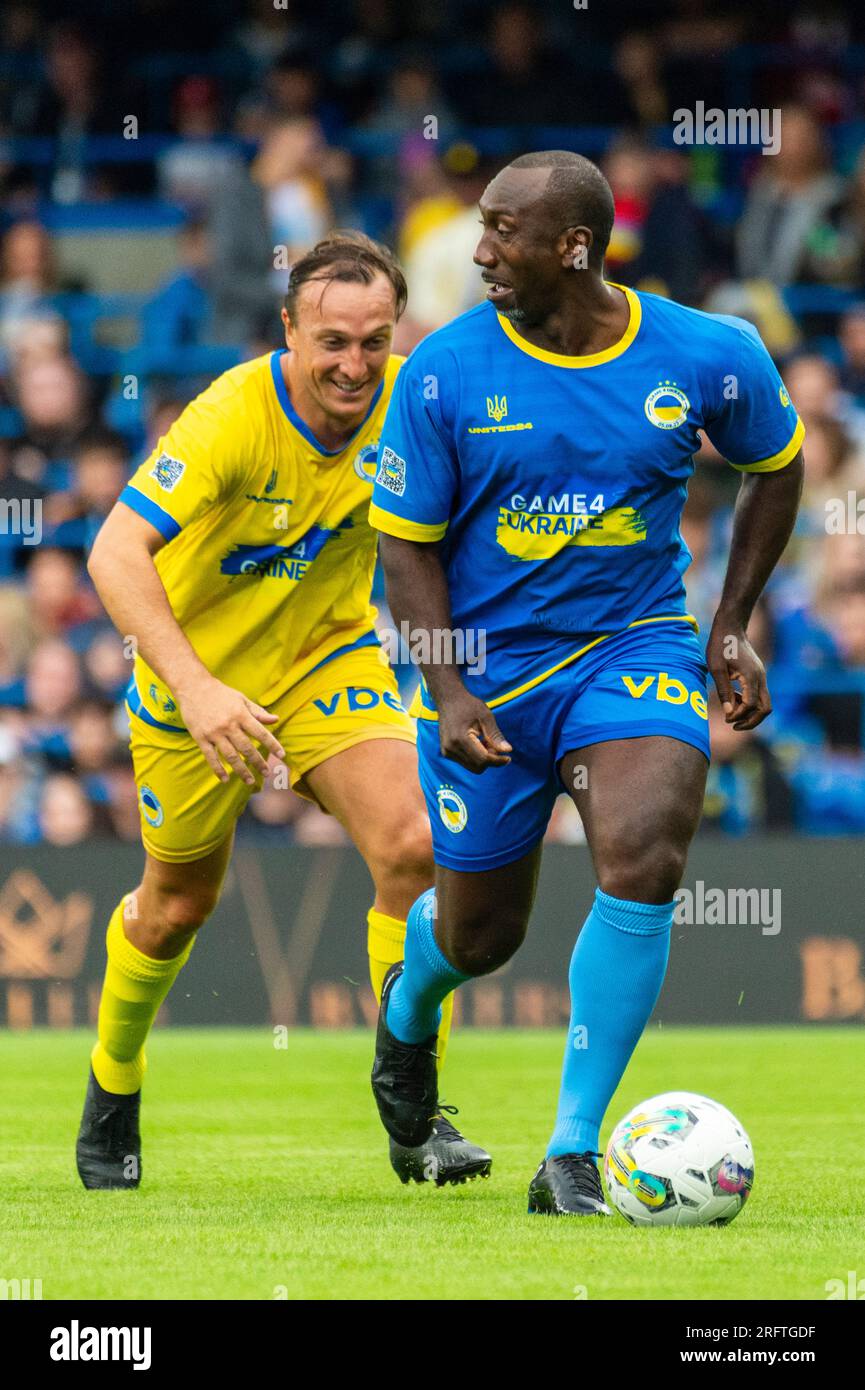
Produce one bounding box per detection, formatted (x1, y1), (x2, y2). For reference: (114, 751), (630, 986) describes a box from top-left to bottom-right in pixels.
(466, 392), (535, 433)
(467, 420), (534, 434)
(219, 519), (352, 580)
(494, 490), (647, 558)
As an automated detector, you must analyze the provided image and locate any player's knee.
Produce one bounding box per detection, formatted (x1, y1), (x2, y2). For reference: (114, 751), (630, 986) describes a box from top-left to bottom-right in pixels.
(145, 884), (220, 949)
(441, 911), (527, 977)
(599, 838), (688, 904)
(369, 813), (434, 898)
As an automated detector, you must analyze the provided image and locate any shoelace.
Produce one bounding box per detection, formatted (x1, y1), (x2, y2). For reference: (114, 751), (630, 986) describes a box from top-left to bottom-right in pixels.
(556, 1151), (604, 1199)
(431, 1104), (463, 1143)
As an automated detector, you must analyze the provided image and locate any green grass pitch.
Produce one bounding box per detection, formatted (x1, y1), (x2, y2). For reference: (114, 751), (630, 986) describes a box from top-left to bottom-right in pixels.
(1, 1027), (861, 1300)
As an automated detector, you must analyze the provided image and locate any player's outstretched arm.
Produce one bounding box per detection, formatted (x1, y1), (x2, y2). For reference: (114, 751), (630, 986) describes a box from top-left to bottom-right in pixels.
(379, 533), (511, 774)
(706, 450), (804, 732)
(88, 503), (284, 784)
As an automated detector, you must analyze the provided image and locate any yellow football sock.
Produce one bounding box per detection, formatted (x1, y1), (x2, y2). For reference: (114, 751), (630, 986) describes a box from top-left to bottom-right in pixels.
(91, 897), (195, 1095)
(367, 907), (454, 1072)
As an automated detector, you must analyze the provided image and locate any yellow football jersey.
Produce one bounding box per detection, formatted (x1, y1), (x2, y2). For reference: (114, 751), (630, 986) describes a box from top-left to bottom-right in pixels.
(120, 350), (403, 729)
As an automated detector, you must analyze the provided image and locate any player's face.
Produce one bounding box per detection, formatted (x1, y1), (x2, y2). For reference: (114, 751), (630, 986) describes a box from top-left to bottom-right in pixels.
(474, 167), (571, 325)
(283, 275), (396, 425)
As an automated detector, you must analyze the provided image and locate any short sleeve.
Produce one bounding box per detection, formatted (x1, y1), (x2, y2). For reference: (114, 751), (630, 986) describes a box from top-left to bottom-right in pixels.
(369, 353), (458, 542)
(119, 390), (246, 541)
(703, 325), (805, 473)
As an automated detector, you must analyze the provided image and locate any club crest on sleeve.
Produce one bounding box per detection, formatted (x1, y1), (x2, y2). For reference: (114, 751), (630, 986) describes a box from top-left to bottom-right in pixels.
(375, 446), (407, 496)
(150, 453), (186, 491)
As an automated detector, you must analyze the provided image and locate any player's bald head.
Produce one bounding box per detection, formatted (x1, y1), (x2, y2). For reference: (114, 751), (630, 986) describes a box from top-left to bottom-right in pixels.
(494, 151), (615, 268)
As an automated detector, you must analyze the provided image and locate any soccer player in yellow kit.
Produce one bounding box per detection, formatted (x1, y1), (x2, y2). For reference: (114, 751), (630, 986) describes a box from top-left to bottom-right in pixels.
(76, 233), (490, 1190)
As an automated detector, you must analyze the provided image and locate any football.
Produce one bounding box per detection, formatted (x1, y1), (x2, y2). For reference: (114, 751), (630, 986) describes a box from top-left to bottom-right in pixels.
(604, 1091), (755, 1227)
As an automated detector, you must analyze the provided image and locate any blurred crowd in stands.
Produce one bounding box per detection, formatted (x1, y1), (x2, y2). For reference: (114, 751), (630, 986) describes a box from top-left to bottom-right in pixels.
(3, 0), (865, 844)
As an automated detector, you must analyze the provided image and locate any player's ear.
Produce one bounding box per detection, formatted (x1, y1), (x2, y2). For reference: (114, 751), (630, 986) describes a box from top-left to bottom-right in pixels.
(281, 305), (295, 348)
(562, 226), (592, 271)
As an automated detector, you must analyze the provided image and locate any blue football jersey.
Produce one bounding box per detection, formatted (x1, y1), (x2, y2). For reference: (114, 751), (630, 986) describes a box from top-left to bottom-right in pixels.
(370, 285), (803, 702)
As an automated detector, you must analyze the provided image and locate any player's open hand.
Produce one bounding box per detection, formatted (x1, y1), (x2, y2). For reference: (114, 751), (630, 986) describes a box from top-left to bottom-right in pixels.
(438, 689), (512, 773)
(178, 676), (285, 785)
(706, 620), (772, 731)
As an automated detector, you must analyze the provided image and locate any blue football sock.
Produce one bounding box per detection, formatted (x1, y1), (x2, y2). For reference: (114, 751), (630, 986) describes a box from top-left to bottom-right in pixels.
(547, 888), (673, 1158)
(385, 888), (470, 1044)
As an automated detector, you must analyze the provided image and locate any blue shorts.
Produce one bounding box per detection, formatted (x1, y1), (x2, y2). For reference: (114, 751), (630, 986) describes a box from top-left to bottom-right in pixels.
(416, 620), (710, 872)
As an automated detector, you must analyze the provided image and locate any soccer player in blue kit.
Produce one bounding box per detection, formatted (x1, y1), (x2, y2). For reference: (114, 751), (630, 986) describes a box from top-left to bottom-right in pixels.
(367, 151), (805, 1216)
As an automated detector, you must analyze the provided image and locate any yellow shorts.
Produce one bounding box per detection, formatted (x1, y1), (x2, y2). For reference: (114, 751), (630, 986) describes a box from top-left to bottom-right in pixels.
(129, 644), (416, 863)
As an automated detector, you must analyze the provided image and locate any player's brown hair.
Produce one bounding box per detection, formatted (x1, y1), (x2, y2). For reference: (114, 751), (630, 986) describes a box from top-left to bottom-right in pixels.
(284, 231), (408, 322)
